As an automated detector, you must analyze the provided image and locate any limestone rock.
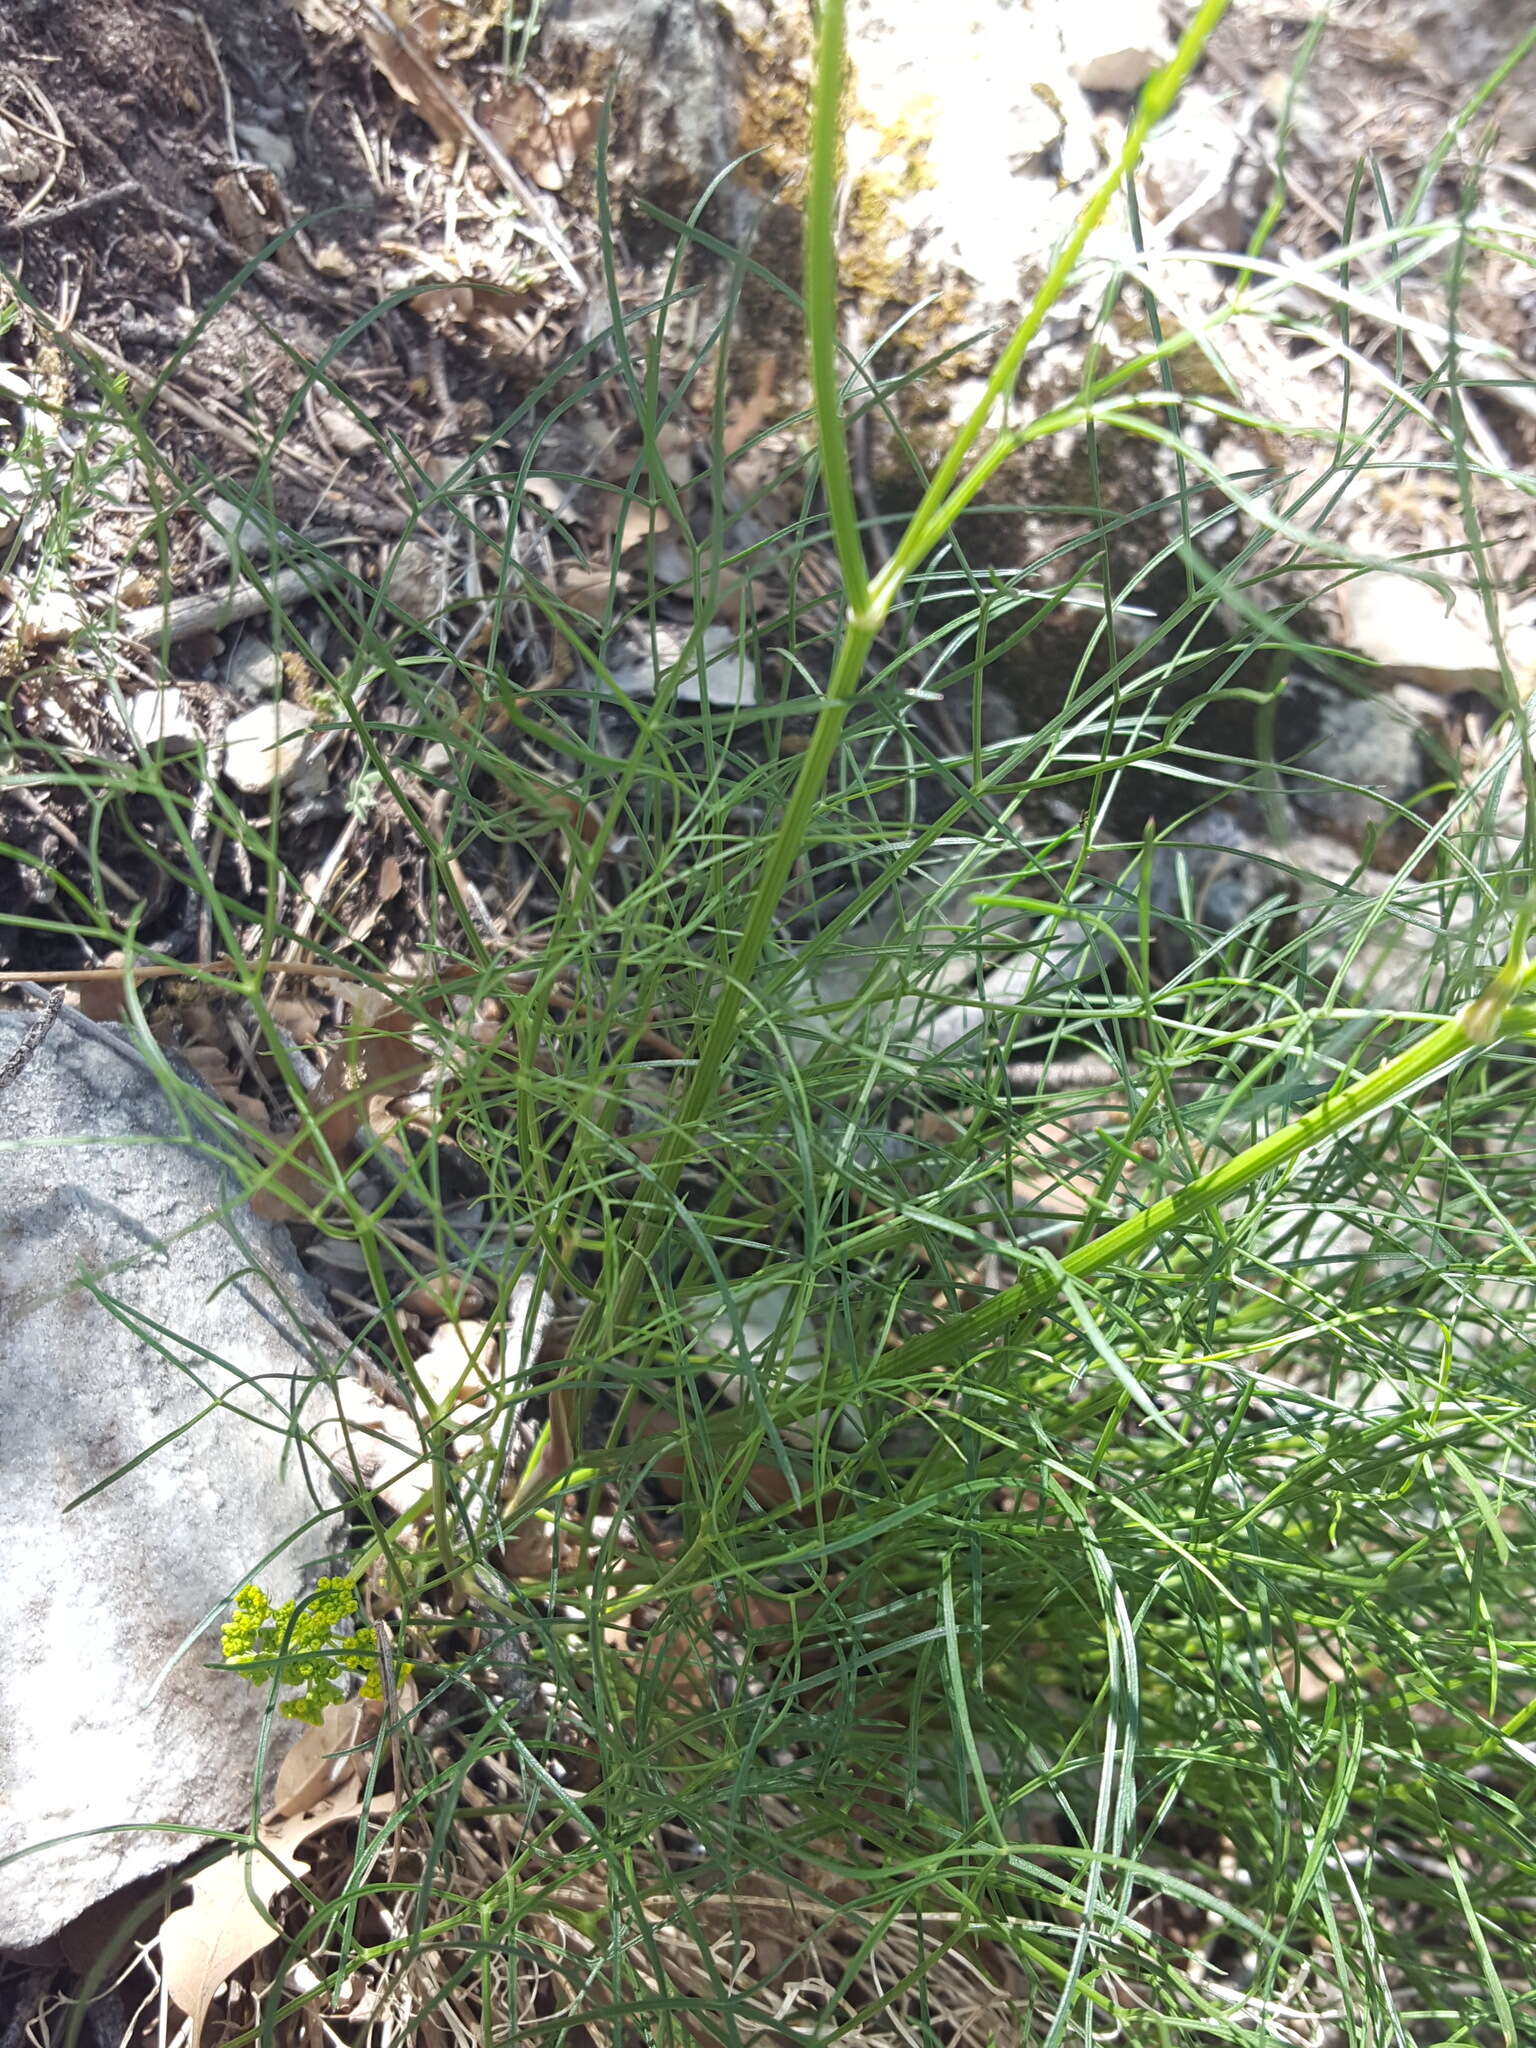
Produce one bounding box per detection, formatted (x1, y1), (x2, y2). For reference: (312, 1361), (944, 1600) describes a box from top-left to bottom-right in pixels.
(222, 699), (323, 793)
(1337, 572), (1503, 695)
(539, 0), (741, 212)
(0, 1011), (336, 1953)
(1139, 83), (1254, 247)
(840, 0), (1099, 331)
(112, 687), (201, 754)
(606, 622), (758, 708)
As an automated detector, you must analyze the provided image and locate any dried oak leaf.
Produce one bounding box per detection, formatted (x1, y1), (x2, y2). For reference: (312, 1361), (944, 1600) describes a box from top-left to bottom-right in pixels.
(160, 1782), (395, 2044)
(481, 82), (597, 191)
(272, 1695), (385, 1818)
(309, 1374), (431, 1516)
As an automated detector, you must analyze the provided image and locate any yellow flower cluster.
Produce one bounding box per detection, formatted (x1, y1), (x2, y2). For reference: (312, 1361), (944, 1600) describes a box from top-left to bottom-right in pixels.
(220, 1577), (404, 1723)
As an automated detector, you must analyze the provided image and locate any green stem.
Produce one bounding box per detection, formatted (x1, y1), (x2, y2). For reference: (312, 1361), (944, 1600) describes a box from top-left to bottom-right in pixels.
(564, 0), (1231, 1381)
(860, 0), (1232, 629)
(576, 619), (879, 1354)
(567, 0), (888, 1364)
(894, 970), (1535, 1378)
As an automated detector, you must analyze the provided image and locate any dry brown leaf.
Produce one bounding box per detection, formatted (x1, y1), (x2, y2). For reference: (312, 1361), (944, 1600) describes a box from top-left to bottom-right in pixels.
(481, 82), (597, 192)
(362, 16), (474, 154)
(160, 1785), (395, 2044)
(269, 992), (326, 1041)
(503, 1376), (577, 1519)
(76, 967), (131, 1023)
(614, 496), (673, 556)
(522, 474), (568, 517)
(308, 983), (436, 1164)
(636, 1617), (716, 1715)
(502, 774), (606, 848)
(5, 966), (448, 1219)
(723, 353), (780, 459)
(403, 1273), (488, 1321)
(409, 283), (475, 328)
(272, 1696), (383, 1818)
(310, 1376), (430, 1515)
(1010, 1115), (1099, 1217)
(289, 0), (353, 31)
(554, 562), (620, 619)
(496, 1509), (580, 1581)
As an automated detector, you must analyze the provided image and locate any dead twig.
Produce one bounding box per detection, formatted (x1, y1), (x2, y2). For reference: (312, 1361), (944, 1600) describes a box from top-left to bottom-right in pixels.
(358, 0), (583, 294)
(0, 986), (65, 1094)
(58, 322), (409, 532)
(10, 784), (139, 902)
(0, 178), (137, 238)
(119, 560), (348, 644)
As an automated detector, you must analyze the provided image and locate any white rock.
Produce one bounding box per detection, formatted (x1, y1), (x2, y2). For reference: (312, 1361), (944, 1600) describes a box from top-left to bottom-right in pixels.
(1337, 572), (1502, 695)
(314, 400), (378, 456)
(607, 623), (757, 709)
(841, 0), (1097, 323)
(0, 459), (33, 540)
(17, 582), (84, 645)
(1138, 83), (1248, 247)
(1061, 0), (1172, 93)
(113, 687), (200, 753)
(0, 112), (49, 183)
(223, 699), (323, 793)
(693, 1281), (862, 1451)
(0, 1012), (335, 1951)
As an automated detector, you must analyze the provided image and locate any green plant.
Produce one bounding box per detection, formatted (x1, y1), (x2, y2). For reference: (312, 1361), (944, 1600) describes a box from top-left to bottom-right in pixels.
(579, 0), (1536, 1409)
(6, 1), (1536, 2038)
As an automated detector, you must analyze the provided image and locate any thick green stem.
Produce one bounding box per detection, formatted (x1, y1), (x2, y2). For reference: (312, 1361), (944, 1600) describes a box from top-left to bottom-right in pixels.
(577, 620), (879, 1353)
(894, 973), (1535, 1378)
(565, 0), (1234, 1376)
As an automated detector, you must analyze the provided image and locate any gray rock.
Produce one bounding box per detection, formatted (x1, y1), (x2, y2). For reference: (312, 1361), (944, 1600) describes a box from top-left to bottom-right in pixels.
(541, 0), (741, 211)
(0, 1011), (335, 1953)
(1147, 797), (1287, 970)
(224, 636), (286, 704)
(1281, 678), (1432, 847)
(203, 485), (282, 567)
(234, 121), (297, 176)
(1408, 0), (1536, 154)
